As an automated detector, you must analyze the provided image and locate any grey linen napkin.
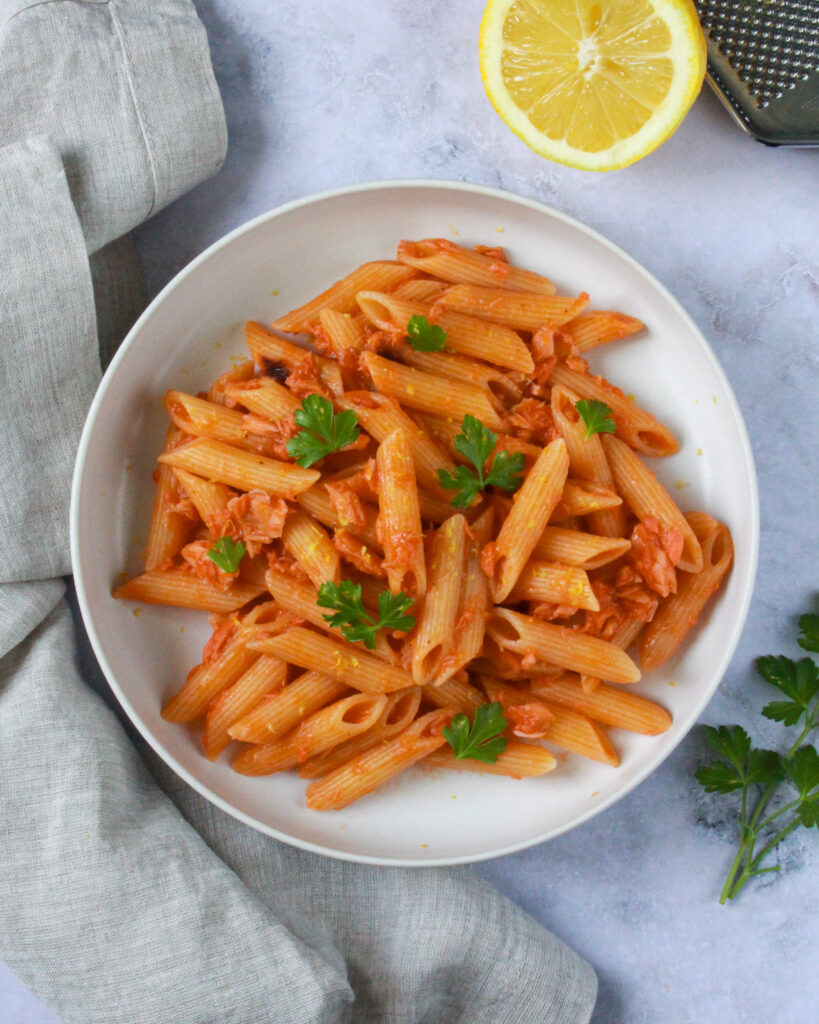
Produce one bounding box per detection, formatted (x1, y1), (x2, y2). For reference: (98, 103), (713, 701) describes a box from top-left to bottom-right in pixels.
(0, 3), (598, 1022)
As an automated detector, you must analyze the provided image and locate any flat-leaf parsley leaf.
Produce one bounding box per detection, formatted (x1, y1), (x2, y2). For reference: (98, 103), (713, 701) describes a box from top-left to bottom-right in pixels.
(406, 314), (446, 352)
(442, 702), (508, 763)
(575, 399), (617, 438)
(438, 414), (525, 508)
(286, 394), (360, 468)
(207, 536), (245, 574)
(759, 656), (819, 726)
(317, 579), (415, 650)
(798, 613), (819, 653)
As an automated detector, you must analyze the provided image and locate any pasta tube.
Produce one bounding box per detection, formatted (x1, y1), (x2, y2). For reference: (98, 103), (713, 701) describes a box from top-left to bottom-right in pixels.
(639, 515), (733, 671)
(203, 655), (287, 759)
(228, 671), (347, 744)
(360, 351), (502, 430)
(601, 433), (703, 572)
(487, 608), (641, 684)
(272, 261), (414, 332)
(376, 430), (427, 597)
(263, 628), (416, 693)
(550, 362), (678, 458)
(396, 238), (556, 293)
(305, 708), (454, 810)
(159, 437), (320, 496)
(435, 284), (588, 331)
(421, 742), (556, 777)
(486, 438), (569, 602)
(411, 515), (467, 684)
(531, 673), (672, 734)
(298, 688), (422, 779)
(232, 693), (387, 775)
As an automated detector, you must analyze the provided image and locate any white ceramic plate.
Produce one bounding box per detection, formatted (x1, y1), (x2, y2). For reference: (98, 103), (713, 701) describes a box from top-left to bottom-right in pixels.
(71, 180), (758, 866)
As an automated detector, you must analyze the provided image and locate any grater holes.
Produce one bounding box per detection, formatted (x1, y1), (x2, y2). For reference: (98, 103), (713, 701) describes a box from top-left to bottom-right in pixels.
(695, 0), (819, 105)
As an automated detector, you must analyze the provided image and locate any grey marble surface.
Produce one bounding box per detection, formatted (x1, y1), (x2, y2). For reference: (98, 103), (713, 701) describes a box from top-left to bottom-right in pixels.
(5, 2), (818, 1022)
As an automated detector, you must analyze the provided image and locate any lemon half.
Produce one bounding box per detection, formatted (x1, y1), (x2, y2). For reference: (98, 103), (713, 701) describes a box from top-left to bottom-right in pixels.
(479, 0), (706, 171)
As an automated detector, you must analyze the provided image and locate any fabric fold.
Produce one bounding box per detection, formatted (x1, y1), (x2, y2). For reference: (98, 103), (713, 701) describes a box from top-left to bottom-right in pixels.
(0, 136), (98, 582)
(149, 751), (599, 1024)
(0, 0), (227, 254)
(0, 603), (353, 1024)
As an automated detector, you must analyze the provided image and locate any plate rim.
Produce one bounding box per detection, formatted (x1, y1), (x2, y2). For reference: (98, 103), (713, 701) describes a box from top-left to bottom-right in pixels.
(70, 177), (760, 867)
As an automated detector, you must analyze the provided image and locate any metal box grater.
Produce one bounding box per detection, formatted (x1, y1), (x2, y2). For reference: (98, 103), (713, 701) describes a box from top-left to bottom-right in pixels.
(694, 0), (819, 145)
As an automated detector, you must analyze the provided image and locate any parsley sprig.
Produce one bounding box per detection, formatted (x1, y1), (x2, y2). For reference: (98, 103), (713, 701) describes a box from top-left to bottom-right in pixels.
(285, 394), (360, 468)
(406, 314), (446, 352)
(438, 415), (525, 509)
(575, 399), (616, 438)
(696, 613), (819, 902)
(443, 702), (508, 763)
(207, 536), (245, 573)
(317, 579), (415, 650)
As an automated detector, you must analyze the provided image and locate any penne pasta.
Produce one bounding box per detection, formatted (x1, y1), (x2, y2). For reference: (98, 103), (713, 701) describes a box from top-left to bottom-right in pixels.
(165, 391), (253, 449)
(361, 351), (503, 429)
(337, 391), (455, 500)
(412, 515), (467, 684)
(549, 362), (679, 457)
(224, 377), (300, 420)
(486, 438), (570, 602)
(162, 633), (260, 724)
(639, 515), (734, 671)
(298, 688), (422, 779)
(245, 321), (343, 396)
(317, 308), (367, 358)
(575, 618), (647, 695)
(435, 284), (588, 331)
(145, 425), (193, 570)
(272, 261), (415, 332)
(232, 693), (387, 775)
(440, 507), (494, 679)
(396, 238), (556, 293)
(113, 569), (264, 613)
(263, 628), (416, 693)
(487, 608), (641, 684)
(298, 484), (381, 548)
(159, 437), (320, 497)
(421, 741), (556, 777)
(172, 469), (233, 537)
(262, 567), (398, 664)
(552, 478), (623, 520)
(532, 526), (631, 570)
(551, 383), (628, 538)
(601, 433), (703, 572)
(305, 708), (454, 810)
(509, 560), (599, 611)
(281, 510), (340, 587)
(203, 655), (288, 759)
(400, 348), (521, 410)
(208, 359), (255, 406)
(355, 290), (534, 373)
(228, 671), (348, 744)
(538, 700), (620, 766)
(376, 430), (427, 597)
(472, 635), (563, 681)
(421, 678), (485, 715)
(121, 239), (731, 810)
(480, 678), (556, 739)
(530, 673), (672, 734)
(562, 310), (644, 353)
(390, 277), (450, 302)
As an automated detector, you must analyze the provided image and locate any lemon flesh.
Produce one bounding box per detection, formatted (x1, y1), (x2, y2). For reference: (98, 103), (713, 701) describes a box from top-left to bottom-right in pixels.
(480, 0), (706, 171)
